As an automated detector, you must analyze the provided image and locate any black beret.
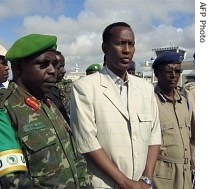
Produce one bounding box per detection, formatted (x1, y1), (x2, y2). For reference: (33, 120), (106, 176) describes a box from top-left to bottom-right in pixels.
(5, 34), (57, 61)
(152, 51), (184, 69)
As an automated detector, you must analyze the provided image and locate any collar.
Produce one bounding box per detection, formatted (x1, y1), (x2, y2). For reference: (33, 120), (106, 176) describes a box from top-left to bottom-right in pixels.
(105, 65), (129, 85)
(155, 85), (182, 103)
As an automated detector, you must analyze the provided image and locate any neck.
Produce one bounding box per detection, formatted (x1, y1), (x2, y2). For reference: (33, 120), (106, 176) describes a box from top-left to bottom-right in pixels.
(159, 86), (174, 100)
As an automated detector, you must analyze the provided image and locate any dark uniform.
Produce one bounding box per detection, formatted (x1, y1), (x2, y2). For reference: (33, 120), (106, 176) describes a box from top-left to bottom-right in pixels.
(56, 78), (72, 117)
(46, 85), (70, 126)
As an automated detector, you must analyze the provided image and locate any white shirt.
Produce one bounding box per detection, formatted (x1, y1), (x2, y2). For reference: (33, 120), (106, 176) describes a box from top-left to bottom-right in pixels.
(0, 80), (9, 89)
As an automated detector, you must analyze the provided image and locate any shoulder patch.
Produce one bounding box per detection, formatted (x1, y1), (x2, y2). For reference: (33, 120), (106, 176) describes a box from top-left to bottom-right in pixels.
(0, 149), (27, 177)
(184, 82), (195, 91)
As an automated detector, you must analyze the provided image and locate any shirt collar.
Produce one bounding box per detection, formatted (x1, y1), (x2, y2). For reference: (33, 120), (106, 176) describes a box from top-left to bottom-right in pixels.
(105, 65), (129, 85)
(155, 85), (182, 103)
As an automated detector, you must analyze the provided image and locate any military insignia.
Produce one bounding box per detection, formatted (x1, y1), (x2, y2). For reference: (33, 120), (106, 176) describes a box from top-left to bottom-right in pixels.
(185, 82), (195, 91)
(45, 98), (52, 108)
(7, 155), (18, 165)
(24, 96), (40, 110)
(0, 149), (27, 177)
(23, 121), (46, 132)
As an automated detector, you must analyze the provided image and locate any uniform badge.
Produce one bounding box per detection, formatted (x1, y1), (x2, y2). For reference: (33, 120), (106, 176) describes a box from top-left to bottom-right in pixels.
(24, 96), (40, 111)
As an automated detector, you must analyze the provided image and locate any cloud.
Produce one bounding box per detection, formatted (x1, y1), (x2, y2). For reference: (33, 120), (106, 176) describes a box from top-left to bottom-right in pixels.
(0, 0), (195, 73)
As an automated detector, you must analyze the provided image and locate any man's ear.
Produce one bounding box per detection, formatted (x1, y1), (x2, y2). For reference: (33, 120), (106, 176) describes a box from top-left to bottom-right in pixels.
(102, 43), (108, 54)
(154, 70), (158, 78)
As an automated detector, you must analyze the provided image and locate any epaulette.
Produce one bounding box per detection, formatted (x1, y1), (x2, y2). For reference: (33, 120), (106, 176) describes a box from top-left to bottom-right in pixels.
(0, 88), (13, 108)
(184, 82), (195, 91)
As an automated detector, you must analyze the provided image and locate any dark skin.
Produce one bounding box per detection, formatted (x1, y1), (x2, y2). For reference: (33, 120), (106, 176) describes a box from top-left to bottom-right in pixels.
(86, 25), (159, 189)
(15, 50), (57, 100)
(102, 26), (135, 81)
(155, 63), (182, 99)
(0, 56), (9, 83)
(86, 70), (99, 75)
(155, 62), (195, 171)
(56, 53), (66, 82)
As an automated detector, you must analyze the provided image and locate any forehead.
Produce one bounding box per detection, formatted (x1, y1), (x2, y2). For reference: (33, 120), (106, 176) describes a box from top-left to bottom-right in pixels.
(56, 55), (64, 62)
(160, 63), (181, 68)
(31, 50), (57, 61)
(110, 26), (134, 40)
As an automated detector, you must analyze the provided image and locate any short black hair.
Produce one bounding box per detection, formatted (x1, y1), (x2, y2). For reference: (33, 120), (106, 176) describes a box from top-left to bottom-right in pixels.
(102, 22), (131, 44)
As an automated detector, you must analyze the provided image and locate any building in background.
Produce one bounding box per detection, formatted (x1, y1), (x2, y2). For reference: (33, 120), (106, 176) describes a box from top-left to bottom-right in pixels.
(64, 46), (194, 86)
(136, 46), (195, 87)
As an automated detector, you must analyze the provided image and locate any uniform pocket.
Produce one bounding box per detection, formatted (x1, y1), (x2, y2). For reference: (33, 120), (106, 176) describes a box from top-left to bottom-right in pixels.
(22, 128), (61, 177)
(153, 160), (173, 179)
(161, 122), (177, 147)
(137, 113), (152, 141)
(22, 128), (57, 152)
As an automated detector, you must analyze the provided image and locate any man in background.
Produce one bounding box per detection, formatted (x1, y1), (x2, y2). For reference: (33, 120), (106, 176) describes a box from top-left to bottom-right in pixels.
(183, 53), (195, 188)
(86, 63), (101, 75)
(46, 50), (71, 125)
(127, 60), (136, 75)
(0, 44), (9, 88)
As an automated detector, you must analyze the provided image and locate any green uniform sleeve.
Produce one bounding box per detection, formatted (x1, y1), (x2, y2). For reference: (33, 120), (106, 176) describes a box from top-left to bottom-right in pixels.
(0, 108), (28, 178)
(0, 108), (20, 151)
(0, 108), (33, 188)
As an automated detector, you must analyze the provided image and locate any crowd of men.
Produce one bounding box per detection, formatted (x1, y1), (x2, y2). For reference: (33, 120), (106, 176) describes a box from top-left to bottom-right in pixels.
(0, 22), (195, 189)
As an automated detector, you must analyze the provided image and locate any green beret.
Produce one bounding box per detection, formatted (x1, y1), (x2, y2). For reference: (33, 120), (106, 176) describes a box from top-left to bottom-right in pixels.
(86, 64), (101, 72)
(5, 34), (57, 61)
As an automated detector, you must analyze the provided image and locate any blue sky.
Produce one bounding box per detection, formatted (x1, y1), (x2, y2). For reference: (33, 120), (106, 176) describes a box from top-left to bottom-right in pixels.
(0, 0), (195, 72)
(1, 0), (85, 44)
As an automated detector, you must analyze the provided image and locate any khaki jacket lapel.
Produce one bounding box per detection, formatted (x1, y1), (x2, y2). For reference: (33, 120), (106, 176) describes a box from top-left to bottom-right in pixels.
(100, 68), (129, 120)
(127, 75), (139, 116)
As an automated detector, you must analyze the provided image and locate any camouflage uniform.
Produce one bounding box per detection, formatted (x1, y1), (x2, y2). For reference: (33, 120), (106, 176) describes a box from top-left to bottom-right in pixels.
(0, 82), (92, 189)
(56, 78), (72, 116)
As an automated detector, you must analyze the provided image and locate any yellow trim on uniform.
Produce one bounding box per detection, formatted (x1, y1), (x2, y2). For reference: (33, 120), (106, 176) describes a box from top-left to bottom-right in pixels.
(0, 166), (28, 177)
(0, 149), (23, 156)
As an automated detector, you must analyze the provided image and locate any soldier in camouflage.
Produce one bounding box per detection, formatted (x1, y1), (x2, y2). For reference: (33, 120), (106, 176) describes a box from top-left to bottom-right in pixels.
(46, 51), (72, 125)
(0, 34), (92, 188)
(56, 77), (72, 116)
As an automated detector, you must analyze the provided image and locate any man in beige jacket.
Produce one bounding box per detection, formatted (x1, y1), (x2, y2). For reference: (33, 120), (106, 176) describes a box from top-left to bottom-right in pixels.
(70, 22), (161, 189)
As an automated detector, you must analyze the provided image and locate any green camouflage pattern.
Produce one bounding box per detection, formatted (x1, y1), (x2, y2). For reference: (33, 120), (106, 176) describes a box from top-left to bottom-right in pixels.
(0, 82), (93, 189)
(56, 78), (72, 115)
